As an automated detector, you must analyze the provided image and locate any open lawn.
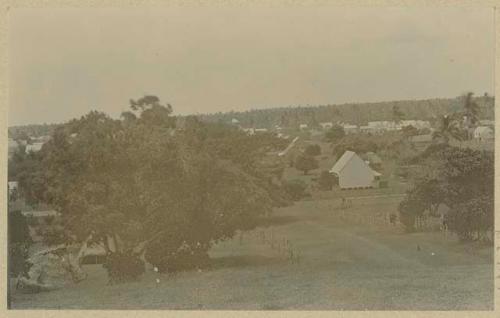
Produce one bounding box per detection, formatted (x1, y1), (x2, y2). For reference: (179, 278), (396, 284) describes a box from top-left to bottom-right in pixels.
(11, 196), (493, 310)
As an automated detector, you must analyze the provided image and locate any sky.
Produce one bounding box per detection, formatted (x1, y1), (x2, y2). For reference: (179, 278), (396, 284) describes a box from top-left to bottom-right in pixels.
(9, 7), (495, 126)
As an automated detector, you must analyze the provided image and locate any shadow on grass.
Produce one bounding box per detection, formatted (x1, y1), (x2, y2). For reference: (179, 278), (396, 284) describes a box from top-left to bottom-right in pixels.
(211, 255), (284, 270)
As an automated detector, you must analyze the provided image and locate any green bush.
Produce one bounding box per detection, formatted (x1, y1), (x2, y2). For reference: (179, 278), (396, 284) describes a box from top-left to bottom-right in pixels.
(294, 154), (319, 175)
(317, 171), (336, 191)
(325, 125), (345, 143)
(283, 180), (308, 201)
(305, 144), (321, 156)
(145, 237), (211, 273)
(102, 252), (145, 284)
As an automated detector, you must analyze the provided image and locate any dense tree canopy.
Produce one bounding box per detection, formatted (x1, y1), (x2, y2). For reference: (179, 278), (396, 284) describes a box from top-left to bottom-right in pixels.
(10, 96), (290, 280)
(325, 125), (345, 143)
(294, 154), (319, 175)
(399, 144), (493, 241)
(305, 144), (321, 157)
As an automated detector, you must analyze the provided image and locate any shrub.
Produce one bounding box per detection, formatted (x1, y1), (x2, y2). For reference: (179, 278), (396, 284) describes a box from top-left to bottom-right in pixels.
(317, 171), (336, 191)
(333, 138), (378, 157)
(398, 195), (425, 232)
(102, 252), (145, 284)
(145, 238), (211, 273)
(325, 125), (345, 143)
(283, 180), (308, 201)
(447, 196), (493, 242)
(305, 144), (321, 156)
(294, 154), (319, 175)
(44, 215), (55, 225)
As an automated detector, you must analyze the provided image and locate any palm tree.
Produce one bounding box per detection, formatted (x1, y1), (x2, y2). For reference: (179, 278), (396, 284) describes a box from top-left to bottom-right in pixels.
(463, 92), (480, 139)
(432, 114), (466, 144)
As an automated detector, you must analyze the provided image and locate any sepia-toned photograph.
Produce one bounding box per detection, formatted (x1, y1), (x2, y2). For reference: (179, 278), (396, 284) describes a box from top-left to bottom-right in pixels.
(5, 5), (496, 311)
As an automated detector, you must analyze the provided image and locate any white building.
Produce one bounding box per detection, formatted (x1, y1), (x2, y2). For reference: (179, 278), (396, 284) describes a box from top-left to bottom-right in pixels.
(25, 142), (44, 153)
(400, 120), (431, 130)
(277, 133), (289, 139)
(319, 122), (333, 130)
(242, 128), (255, 135)
(473, 126), (494, 141)
(359, 125), (374, 134)
(330, 151), (381, 189)
(254, 128), (269, 133)
(231, 118), (240, 125)
(299, 124), (308, 130)
(342, 123), (359, 134)
(22, 210), (60, 218)
(367, 121), (401, 132)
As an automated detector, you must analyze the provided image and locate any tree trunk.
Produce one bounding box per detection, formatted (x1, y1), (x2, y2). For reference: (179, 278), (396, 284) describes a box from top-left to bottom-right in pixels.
(64, 235), (93, 283)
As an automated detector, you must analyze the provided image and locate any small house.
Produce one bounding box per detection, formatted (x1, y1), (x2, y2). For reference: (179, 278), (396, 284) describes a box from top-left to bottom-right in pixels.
(342, 124), (359, 134)
(299, 124), (308, 130)
(25, 142), (44, 153)
(401, 120), (431, 130)
(242, 128), (255, 135)
(473, 126), (494, 141)
(330, 151), (381, 189)
(319, 122), (333, 130)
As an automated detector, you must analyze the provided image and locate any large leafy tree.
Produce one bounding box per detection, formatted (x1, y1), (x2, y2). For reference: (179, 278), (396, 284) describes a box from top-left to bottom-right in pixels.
(325, 125), (345, 143)
(399, 145), (493, 241)
(294, 154), (319, 175)
(305, 144), (321, 157)
(13, 96), (286, 283)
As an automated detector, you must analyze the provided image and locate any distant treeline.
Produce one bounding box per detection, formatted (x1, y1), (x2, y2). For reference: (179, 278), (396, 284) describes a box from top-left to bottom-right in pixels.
(199, 96), (495, 129)
(8, 123), (61, 140)
(8, 95), (494, 137)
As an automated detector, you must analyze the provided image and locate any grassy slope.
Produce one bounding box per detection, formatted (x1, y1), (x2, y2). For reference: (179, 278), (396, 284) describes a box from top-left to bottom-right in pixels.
(11, 196), (493, 310)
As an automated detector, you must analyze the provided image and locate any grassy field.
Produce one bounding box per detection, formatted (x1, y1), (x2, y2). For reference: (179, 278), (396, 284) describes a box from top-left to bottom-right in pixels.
(11, 195), (493, 310)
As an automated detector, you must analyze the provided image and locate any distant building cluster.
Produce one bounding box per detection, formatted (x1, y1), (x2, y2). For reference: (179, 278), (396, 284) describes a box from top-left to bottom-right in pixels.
(359, 120), (431, 134)
(8, 135), (51, 159)
(318, 120), (432, 135)
(473, 126), (494, 141)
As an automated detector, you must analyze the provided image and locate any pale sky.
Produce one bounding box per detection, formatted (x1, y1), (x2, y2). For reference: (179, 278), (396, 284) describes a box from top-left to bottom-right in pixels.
(9, 7), (495, 126)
